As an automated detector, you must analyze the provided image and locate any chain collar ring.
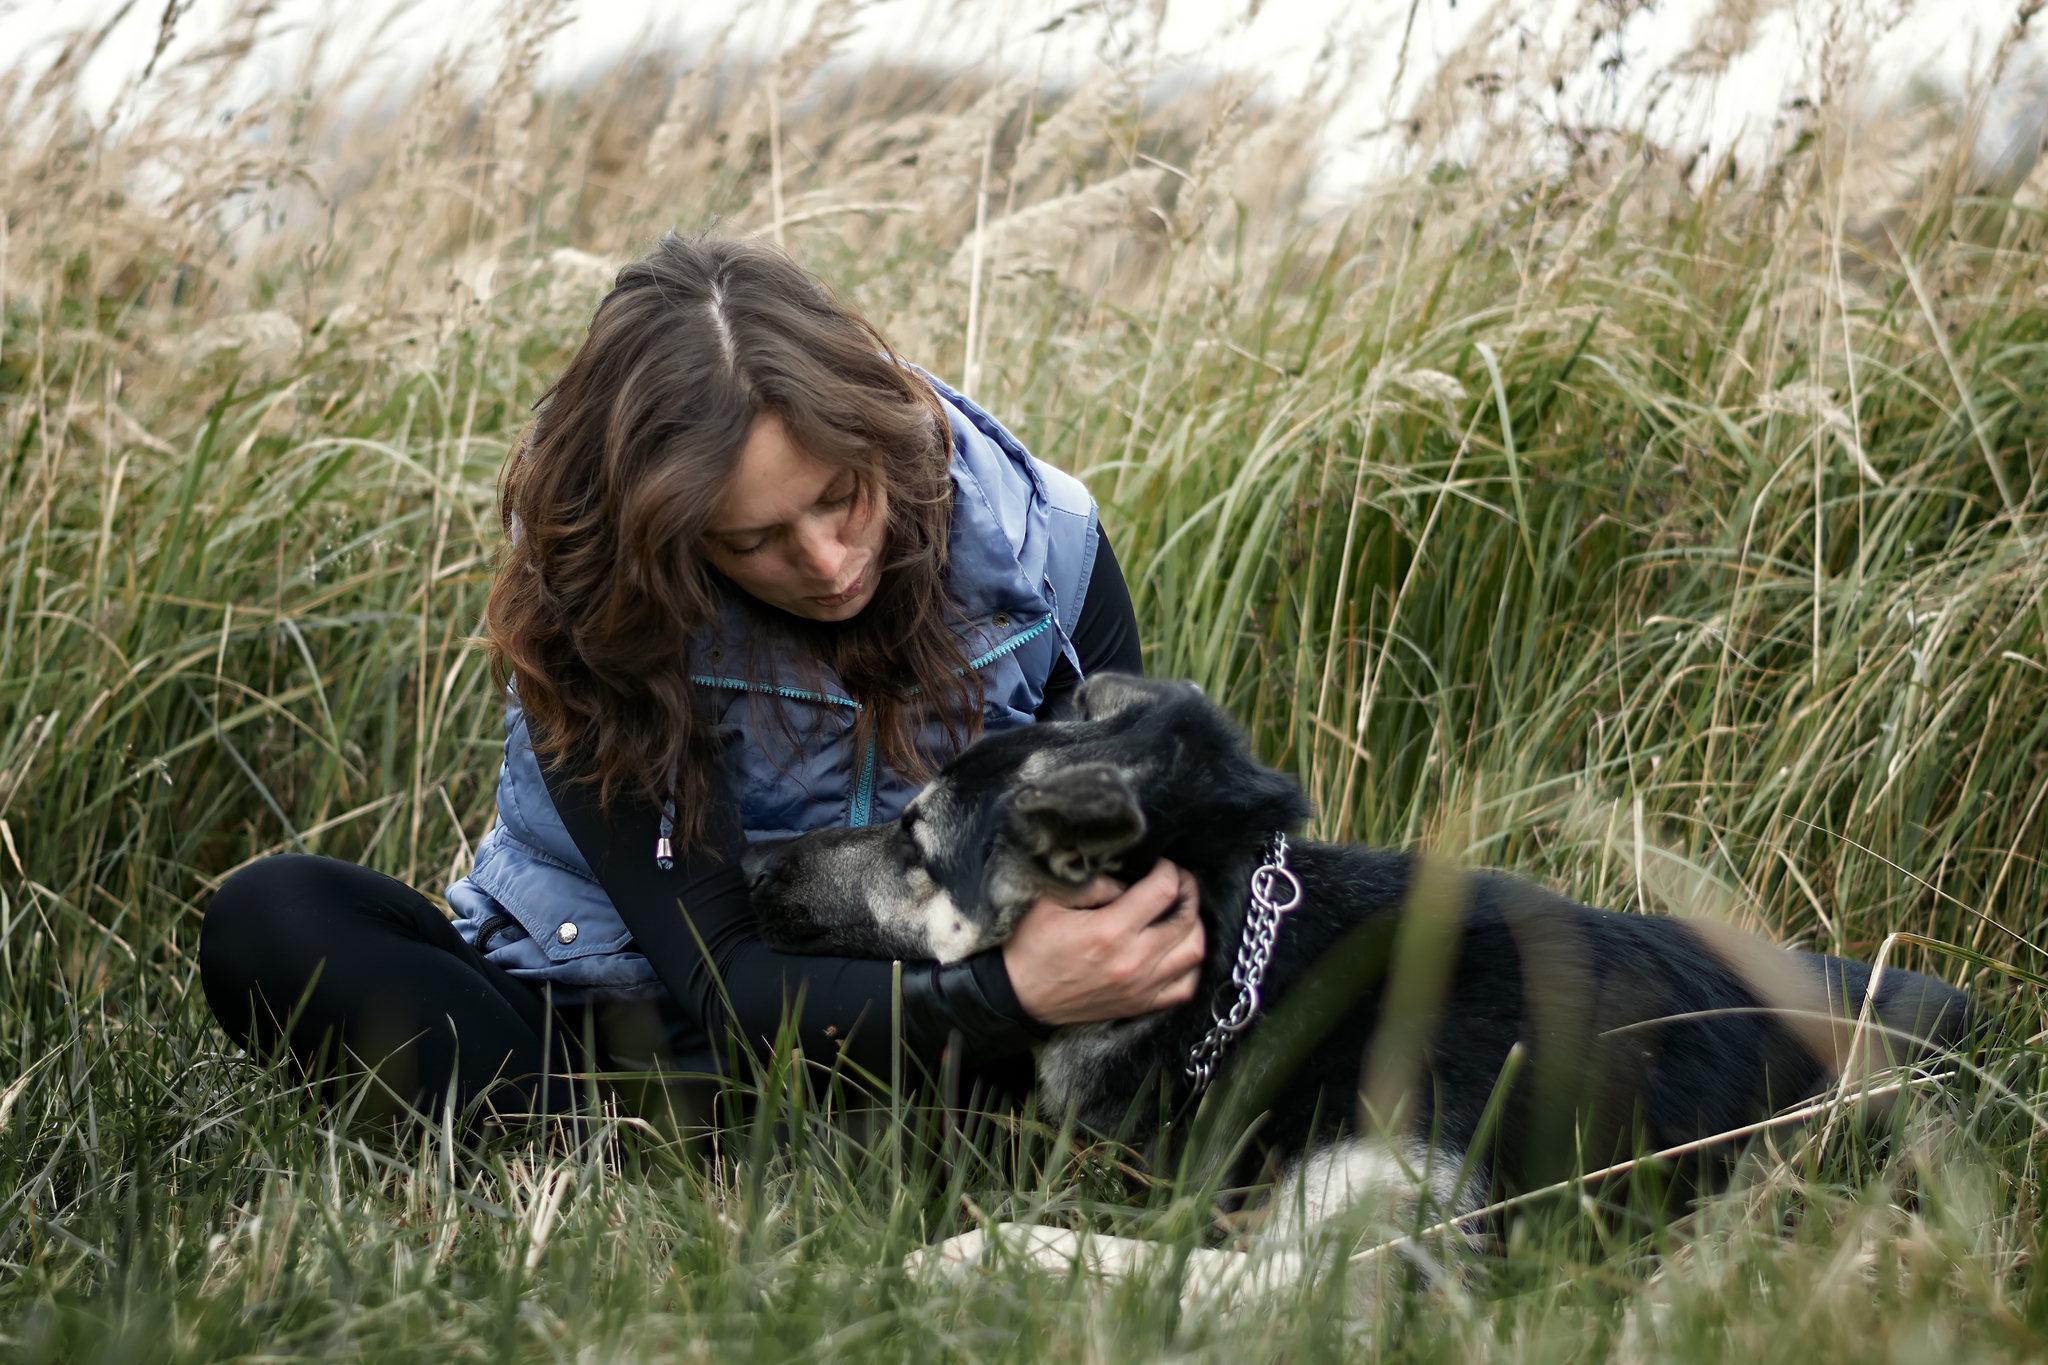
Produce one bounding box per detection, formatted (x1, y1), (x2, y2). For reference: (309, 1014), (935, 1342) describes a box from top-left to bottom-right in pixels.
(1184, 832), (1301, 1094)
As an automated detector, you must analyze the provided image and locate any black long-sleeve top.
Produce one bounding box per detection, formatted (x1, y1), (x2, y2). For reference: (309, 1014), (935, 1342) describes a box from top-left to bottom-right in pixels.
(542, 526), (1142, 1082)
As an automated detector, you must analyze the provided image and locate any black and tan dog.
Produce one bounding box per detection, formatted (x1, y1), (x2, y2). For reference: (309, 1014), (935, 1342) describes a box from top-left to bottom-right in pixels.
(746, 674), (1976, 1259)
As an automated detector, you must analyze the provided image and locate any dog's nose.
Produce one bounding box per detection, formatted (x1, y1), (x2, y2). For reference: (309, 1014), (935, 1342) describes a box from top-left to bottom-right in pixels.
(741, 838), (795, 891)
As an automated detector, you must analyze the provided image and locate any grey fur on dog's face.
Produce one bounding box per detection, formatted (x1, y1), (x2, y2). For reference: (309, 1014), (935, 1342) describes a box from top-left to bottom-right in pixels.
(747, 677), (1182, 962)
(744, 817), (986, 962)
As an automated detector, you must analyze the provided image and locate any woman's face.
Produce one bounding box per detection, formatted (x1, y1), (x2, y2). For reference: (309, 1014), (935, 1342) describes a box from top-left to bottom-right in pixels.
(700, 412), (889, 623)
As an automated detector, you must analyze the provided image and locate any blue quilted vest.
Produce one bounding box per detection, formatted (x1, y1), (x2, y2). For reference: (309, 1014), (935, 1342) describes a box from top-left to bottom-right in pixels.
(446, 375), (1100, 997)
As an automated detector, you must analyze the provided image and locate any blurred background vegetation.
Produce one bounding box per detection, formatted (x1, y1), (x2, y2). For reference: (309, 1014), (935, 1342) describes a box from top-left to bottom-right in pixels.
(2, 0), (2047, 1358)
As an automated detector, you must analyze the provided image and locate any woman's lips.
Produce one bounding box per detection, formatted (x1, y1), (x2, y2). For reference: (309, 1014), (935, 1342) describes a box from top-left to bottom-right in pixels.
(811, 567), (868, 609)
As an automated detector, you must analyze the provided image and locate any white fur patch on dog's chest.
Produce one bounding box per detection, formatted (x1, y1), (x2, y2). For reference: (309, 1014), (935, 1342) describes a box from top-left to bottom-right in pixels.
(918, 890), (983, 963)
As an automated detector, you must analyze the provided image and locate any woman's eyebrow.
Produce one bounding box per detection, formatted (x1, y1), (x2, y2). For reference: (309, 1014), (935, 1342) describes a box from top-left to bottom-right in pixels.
(705, 474), (856, 538)
(708, 504), (808, 537)
(706, 518), (777, 539)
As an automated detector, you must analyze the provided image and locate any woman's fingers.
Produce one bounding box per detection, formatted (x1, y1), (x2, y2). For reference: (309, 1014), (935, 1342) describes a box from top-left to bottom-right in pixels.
(1088, 860), (1197, 987)
(1136, 862), (1202, 967)
(1150, 967), (1202, 1011)
(1000, 859), (1206, 1026)
(1062, 875), (1127, 911)
(1144, 867), (1205, 1009)
(1094, 857), (1180, 927)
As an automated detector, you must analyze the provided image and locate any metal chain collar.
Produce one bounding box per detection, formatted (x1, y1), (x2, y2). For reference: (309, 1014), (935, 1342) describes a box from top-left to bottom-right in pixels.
(1184, 833), (1303, 1094)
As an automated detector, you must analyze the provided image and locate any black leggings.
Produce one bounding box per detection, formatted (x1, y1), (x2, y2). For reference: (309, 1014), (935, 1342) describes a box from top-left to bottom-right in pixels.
(201, 855), (678, 1125)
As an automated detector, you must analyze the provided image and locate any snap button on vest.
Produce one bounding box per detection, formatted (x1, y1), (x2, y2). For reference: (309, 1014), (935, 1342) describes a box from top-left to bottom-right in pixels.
(556, 922), (579, 945)
(992, 611), (1011, 628)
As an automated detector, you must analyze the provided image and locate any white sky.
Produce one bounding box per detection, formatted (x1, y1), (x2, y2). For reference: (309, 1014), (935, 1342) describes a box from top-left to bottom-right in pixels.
(0, 0), (2038, 188)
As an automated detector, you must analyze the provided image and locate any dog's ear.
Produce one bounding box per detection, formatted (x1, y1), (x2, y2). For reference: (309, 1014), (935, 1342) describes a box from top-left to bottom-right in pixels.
(1004, 762), (1146, 885)
(1074, 673), (1188, 723)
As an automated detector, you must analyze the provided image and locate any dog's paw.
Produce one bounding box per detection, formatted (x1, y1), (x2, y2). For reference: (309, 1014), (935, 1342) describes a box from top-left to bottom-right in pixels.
(907, 1225), (1136, 1289)
(901, 1222), (1295, 1314)
(903, 1228), (995, 1282)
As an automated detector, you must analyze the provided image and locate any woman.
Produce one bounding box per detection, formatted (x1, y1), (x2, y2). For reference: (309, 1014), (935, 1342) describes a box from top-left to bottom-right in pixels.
(200, 234), (1203, 1125)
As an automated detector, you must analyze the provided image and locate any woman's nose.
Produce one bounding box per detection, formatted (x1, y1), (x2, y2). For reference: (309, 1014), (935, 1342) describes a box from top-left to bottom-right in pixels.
(790, 516), (847, 582)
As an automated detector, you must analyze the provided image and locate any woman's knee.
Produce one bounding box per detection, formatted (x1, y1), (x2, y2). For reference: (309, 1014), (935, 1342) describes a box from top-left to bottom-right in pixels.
(200, 854), (411, 1017)
(207, 852), (314, 923)
(203, 854), (437, 948)
(201, 854), (333, 963)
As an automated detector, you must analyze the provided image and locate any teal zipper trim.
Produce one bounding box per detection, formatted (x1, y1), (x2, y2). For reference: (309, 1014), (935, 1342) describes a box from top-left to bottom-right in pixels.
(694, 673), (875, 827)
(965, 614), (1052, 671)
(906, 614), (1053, 699)
(850, 737), (878, 827)
(690, 674), (861, 710)
(692, 613), (1037, 834)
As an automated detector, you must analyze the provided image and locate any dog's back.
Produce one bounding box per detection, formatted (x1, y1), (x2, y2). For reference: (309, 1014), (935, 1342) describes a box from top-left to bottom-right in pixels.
(1209, 849), (1977, 1203)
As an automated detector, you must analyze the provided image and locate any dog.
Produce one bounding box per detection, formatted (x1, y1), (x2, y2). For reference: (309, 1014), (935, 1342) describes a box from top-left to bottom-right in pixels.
(745, 674), (1977, 1288)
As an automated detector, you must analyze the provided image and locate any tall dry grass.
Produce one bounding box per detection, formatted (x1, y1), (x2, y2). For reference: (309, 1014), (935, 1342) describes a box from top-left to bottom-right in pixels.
(1, 0), (2047, 1358)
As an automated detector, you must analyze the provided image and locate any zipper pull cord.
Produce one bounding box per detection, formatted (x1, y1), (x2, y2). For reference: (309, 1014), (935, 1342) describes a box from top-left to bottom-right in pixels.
(656, 797), (675, 870)
(1041, 575), (1087, 679)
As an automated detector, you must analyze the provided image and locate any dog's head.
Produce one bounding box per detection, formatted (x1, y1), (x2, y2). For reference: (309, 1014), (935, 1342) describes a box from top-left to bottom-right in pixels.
(745, 675), (1312, 962)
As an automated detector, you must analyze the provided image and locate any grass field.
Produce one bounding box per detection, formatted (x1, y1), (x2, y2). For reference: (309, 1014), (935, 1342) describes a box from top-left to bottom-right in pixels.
(3, 0), (2048, 1358)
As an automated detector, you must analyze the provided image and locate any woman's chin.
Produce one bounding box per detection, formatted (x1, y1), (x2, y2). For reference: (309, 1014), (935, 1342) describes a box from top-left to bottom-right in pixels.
(802, 599), (867, 623)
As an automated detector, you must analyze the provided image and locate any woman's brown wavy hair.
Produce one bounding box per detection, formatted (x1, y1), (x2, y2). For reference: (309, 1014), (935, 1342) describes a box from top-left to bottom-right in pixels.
(487, 233), (977, 847)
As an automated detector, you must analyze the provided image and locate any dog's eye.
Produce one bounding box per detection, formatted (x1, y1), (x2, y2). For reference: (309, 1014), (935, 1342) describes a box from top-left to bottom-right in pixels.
(893, 824), (924, 872)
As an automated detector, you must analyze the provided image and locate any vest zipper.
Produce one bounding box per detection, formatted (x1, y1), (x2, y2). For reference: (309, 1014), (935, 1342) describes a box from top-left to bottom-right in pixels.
(908, 613), (1056, 696)
(688, 672), (874, 838)
(689, 675), (862, 710)
(964, 613), (1053, 671)
(681, 619), (1043, 851)
(850, 737), (878, 828)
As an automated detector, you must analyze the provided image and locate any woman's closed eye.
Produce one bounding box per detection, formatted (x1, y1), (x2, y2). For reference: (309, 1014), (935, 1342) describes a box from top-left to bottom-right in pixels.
(709, 477), (860, 559)
(819, 474), (860, 511)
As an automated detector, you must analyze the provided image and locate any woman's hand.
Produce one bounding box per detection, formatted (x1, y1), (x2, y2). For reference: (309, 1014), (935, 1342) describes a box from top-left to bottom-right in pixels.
(1001, 858), (1204, 1027)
